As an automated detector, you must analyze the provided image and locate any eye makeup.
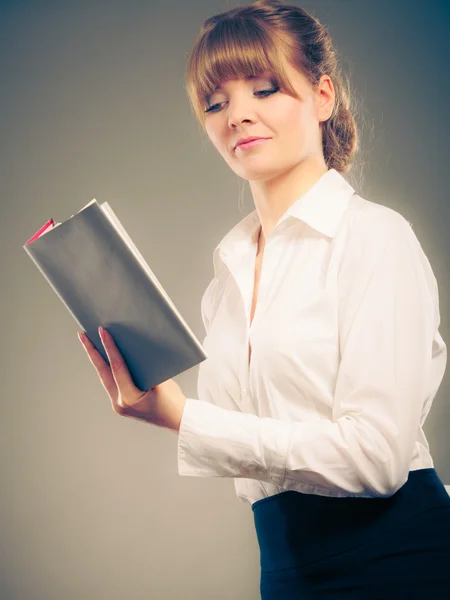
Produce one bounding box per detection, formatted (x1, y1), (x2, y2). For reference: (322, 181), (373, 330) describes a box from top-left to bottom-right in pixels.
(204, 77), (280, 113)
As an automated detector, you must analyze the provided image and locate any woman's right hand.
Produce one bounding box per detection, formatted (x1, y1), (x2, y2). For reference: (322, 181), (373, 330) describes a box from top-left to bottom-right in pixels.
(78, 327), (186, 432)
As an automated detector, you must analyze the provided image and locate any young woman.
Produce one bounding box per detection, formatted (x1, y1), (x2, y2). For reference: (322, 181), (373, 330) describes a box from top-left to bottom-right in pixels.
(78, 1), (450, 597)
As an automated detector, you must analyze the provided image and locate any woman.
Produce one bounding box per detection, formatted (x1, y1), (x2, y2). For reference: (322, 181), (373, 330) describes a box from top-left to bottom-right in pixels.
(78, 1), (450, 597)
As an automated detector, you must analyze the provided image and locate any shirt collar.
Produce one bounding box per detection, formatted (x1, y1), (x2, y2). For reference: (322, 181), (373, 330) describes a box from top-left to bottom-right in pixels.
(213, 168), (355, 274)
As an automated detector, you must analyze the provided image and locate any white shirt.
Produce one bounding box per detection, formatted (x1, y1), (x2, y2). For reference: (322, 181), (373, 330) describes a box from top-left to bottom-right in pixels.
(177, 168), (447, 505)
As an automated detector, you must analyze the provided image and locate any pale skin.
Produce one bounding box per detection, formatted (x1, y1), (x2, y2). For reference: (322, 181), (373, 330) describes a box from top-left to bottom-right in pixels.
(78, 327), (187, 432)
(203, 53), (336, 248)
(79, 53), (336, 432)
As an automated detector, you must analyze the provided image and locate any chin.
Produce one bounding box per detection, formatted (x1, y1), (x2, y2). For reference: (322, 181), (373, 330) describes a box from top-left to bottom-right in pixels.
(236, 167), (279, 181)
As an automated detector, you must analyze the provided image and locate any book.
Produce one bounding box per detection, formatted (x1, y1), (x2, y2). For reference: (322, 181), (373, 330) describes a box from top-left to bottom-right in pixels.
(23, 199), (208, 391)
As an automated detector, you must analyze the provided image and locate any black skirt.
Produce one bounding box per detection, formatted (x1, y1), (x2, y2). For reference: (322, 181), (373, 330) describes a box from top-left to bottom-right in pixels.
(252, 468), (450, 599)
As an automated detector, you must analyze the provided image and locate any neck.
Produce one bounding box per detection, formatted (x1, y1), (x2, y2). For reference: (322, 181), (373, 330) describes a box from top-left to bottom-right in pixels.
(250, 157), (328, 244)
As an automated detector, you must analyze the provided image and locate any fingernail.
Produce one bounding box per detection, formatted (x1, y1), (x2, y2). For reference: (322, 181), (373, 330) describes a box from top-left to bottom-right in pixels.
(78, 332), (85, 343)
(98, 326), (104, 337)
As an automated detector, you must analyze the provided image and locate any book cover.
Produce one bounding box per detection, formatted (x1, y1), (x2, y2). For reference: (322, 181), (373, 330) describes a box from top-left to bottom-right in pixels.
(23, 200), (207, 391)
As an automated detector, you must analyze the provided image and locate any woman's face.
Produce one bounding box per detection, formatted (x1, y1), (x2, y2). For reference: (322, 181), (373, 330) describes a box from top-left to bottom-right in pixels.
(203, 59), (334, 181)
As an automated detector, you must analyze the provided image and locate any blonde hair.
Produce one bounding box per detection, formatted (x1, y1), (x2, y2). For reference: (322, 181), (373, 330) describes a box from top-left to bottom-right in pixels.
(185, 0), (363, 175)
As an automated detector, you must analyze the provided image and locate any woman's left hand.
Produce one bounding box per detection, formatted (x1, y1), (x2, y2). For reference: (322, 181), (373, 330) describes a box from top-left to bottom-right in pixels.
(78, 326), (187, 432)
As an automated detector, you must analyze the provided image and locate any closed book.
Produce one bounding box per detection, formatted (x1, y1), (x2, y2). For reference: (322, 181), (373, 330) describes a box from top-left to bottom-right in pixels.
(23, 199), (207, 391)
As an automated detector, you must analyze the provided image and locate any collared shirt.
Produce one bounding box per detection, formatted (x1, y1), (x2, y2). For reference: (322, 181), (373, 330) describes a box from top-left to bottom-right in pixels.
(177, 168), (447, 505)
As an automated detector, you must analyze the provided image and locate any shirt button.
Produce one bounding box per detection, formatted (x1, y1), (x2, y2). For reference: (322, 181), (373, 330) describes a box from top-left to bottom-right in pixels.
(242, 388), (248, 395)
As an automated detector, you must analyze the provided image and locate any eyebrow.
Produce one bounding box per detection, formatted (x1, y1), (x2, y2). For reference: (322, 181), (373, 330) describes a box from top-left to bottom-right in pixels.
(212, 74), (271, 93)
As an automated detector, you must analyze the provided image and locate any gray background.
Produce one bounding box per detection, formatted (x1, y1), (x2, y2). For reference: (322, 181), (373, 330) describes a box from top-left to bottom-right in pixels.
(2, 1), (449, 599)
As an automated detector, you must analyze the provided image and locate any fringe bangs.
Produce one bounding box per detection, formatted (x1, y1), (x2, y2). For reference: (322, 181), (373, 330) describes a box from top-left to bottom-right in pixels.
(186, 17), (297, 122)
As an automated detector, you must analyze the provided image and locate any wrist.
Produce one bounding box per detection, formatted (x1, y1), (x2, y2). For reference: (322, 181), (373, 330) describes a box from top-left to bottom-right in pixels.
(150, 396), (186, 433)
(173, 397), (187, 433)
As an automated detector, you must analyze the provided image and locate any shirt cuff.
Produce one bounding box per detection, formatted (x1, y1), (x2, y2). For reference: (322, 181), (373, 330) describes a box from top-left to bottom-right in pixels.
(177, 397), (291, 485)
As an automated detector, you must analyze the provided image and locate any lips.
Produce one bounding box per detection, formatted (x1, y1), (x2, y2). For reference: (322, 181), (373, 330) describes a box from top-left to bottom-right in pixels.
(234, 137), (270, 150)
(235, 138), (270, 151)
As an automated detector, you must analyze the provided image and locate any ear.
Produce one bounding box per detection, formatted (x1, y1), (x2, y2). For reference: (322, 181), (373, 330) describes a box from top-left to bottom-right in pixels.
(316, 75), (335, 123)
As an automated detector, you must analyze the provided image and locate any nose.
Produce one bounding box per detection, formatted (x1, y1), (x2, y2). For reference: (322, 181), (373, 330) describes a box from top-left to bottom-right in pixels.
(227, 98), (256, 130)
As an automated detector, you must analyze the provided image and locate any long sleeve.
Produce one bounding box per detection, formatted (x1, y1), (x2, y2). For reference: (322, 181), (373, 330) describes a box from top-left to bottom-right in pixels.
(178, 214), (440, 497)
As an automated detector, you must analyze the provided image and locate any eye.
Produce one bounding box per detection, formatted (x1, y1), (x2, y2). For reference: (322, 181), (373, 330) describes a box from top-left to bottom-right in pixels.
(204, 87), (279, 114)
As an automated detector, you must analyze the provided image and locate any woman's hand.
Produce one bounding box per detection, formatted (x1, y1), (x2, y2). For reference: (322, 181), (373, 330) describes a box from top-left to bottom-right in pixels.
(78, 326), (187, 432)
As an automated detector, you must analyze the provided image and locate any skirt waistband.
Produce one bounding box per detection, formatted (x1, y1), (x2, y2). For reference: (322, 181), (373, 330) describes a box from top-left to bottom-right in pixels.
(252, 468), (450, 573)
